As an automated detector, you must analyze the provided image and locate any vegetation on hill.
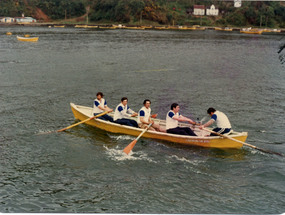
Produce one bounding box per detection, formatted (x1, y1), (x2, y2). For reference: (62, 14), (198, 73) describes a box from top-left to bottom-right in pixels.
(0, 0), (284, 28)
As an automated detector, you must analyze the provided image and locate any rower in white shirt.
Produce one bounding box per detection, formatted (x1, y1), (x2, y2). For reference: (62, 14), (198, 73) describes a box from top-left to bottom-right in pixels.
(114, 97), (138, 127)
(92, 92), (113, 122)
(137, 99), (165, 132)
(199, 107), (232, 136)
(166, 103), (197, 136)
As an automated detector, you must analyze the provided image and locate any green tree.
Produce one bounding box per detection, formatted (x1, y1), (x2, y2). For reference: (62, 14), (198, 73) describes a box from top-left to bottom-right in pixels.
(226, 10), (246, 26)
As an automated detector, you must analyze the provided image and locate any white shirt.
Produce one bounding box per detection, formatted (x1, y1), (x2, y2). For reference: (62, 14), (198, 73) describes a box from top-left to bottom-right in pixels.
(137, 106), (151, 124)
(166, 110), (180, 130)
(92, 98), (106, 114)
(114, 103), (134, 121)
(211, 111), (231, 128)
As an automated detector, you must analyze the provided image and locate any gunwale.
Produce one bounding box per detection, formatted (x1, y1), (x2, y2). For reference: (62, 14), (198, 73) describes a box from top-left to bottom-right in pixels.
(70, 103), (248, 149)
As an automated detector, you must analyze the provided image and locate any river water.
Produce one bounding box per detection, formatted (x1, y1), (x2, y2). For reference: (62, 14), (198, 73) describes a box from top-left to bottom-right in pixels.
(0, 26), (285, 213)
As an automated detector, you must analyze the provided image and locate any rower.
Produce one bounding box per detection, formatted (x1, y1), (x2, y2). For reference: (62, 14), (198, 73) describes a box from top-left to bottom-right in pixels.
(199, 107), (232, 136)
(137, 99), (165, 132)
(92, 92), (113, 122)
(114, 97), (138, 127)
(166, 103), (197, 136)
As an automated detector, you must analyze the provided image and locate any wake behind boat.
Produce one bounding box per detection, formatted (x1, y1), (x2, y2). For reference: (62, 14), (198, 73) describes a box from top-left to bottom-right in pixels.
(70, 103), (248, 149)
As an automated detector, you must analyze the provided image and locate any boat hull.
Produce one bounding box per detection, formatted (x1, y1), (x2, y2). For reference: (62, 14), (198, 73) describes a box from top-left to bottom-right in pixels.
(240, 30), (262, 35)
(70, 103), (248, 149)
(17, 36), (39, 42)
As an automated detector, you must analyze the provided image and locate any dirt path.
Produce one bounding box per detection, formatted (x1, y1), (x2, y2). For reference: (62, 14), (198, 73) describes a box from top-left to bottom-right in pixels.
(35, 8), (50, 21)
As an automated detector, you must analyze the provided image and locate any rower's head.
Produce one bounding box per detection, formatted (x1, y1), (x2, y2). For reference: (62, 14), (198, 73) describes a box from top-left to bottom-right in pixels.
(143, 99), (151, 108)
(96, 92), (104, 100)
(207, 107), (216, 116)
(121, 97), (128, 106)
(171, 103), (180, 113)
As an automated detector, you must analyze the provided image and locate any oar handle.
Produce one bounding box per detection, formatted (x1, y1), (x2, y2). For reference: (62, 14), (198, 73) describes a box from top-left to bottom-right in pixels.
(135, 123), (153, 140)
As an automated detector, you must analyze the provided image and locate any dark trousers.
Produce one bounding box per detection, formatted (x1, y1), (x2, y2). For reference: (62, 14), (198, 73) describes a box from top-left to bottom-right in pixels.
(114, 118), (138, 128)
(210, 128), (231, 136)
(167, 127), (197, 136)
(94, 113), (114, 122)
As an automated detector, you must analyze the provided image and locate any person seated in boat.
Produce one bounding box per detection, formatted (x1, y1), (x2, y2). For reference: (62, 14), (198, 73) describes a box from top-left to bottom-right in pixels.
(166, 103), (197, 136)
(137, 99), (165, 132)
(114, 97), (138, 127)
(199, 107), (232, 136)
(92, 92), (113, 122)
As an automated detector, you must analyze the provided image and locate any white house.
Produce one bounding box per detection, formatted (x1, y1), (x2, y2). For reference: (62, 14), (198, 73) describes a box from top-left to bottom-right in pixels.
(15, 17), (37, 23)
(193, 5), (205, 16)
(206, 5), (219, 16)
(234, 0), (242, 8)
(0, 17), (15, 23)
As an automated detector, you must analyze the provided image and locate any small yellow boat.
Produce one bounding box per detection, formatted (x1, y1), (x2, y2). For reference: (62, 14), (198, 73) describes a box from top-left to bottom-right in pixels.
(6, 32), (12, 35)
(70, 103), (248, 149)
(155, 26), (167, 30)
(215, 27), (233, 32)
(195, 27), (206, 31)
(141, 26), (153, 29)
(75, 25), (98, 28)
(263, 28), (281, 33)
(75, 25), (88, 28)
(224, 27), (233, 32)
(215, 27), (223, 31)
(240, 28), (263, 35)
(272, 29), (281, 33)
(124, 26), (145, 30)
(17, 36), (39, 42)
(54, 25), (65, 28)
(99, 26), (117, 29)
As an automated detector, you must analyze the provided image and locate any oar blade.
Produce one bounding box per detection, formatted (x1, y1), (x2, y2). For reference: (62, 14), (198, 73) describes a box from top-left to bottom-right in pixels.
(151, 114), (157, 118)
(123, 139), (137, 155)
(256, 147), (284, 157)
(203, 128), (283, 157)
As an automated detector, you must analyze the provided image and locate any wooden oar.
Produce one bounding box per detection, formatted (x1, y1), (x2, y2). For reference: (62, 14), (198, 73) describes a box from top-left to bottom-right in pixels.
(57, 111), (111, 132)
(202, 128), (283, 157)
(123, 123), (153, 155)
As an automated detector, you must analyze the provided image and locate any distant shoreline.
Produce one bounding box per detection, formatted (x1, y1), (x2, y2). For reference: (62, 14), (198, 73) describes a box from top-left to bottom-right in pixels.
(1, 22), (284, 33)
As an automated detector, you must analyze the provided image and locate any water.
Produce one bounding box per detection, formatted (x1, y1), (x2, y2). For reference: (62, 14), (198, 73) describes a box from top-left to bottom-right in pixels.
(0, 26), (285, 213)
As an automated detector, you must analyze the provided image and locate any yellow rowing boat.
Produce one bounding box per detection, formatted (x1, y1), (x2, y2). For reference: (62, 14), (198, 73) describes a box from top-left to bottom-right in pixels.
(17, 36), (39, 42)
(70, 103), (248, 149)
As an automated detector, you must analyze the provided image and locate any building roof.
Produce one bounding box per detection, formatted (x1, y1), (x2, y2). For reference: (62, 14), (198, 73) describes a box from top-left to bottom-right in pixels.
(207, 5), (218, 9)
(194, 5), (205, 9)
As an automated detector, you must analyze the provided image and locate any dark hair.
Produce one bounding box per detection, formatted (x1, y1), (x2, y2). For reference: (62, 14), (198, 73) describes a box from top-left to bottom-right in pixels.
(143, 99), (151, 105)
(171, 103), (179, 110)
(121, 97), (128, 102)
(207, 107), (216, 114)
(96, 92), (104, 97)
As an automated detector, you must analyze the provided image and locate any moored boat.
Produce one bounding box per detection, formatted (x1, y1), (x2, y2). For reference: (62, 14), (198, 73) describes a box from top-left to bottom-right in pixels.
(240, 28), (263, 34)
(215, 27), (232, 32)
(17, 36), (39, 42)
(75, 25), (98, 28)
(70, 103), (248, 149)
(224, 27), (233, 31)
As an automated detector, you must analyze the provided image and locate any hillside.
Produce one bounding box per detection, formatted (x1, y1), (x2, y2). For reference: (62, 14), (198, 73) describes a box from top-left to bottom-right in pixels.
(0, 0), (284, 28)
